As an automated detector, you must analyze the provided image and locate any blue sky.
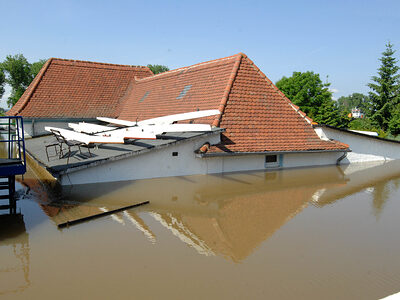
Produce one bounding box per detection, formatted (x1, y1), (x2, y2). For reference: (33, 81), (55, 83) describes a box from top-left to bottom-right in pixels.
(1, 0), (399, 108)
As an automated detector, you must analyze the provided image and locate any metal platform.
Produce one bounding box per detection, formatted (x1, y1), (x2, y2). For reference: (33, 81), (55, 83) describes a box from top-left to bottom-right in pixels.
(0, 116), (27, 214)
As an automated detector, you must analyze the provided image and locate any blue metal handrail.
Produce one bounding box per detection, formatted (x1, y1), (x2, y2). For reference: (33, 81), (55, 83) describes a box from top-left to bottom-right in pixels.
(0, 116), (27, 176)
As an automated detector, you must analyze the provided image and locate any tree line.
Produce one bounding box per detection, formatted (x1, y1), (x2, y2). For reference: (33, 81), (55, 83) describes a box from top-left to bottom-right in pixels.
(276, 42), (400, 139)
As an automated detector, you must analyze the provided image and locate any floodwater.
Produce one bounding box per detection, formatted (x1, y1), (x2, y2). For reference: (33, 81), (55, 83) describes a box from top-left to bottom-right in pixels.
(1, 158), (400, 299)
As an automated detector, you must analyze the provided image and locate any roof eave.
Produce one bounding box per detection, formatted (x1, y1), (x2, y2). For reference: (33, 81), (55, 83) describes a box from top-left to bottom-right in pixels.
(198, 148), (351, 158)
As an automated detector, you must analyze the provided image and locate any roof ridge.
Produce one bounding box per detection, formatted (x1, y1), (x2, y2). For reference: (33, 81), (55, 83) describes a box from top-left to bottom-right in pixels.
(51, 58), (152, 71)
(13, 57), (53, 115)
(212, 54), (242, 127)
(136, 53), (242, 82)
(242, 54), (314, 125)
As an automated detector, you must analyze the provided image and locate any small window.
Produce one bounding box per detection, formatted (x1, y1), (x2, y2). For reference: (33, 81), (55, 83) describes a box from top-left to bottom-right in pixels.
(265, 155), (280, 168)
(265, 155), (277, 163)
(172, 152), (178, 157)
(139, 91), (150, 102)
(176, 85), (192, 99)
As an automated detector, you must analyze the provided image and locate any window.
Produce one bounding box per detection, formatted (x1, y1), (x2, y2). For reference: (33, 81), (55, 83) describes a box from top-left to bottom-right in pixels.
(265, 155), (277, 163)
(176, 85), (192, 99)
(172, 152), (178, 157)
(265, 155), (281, 168)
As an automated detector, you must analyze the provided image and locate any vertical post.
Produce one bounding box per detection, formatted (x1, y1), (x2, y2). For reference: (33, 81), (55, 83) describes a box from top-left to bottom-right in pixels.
(17, 118), (22, 160)
(8, 176), (16, 214)
(20, 117), (26, 169)
(8, 118), (11, 159)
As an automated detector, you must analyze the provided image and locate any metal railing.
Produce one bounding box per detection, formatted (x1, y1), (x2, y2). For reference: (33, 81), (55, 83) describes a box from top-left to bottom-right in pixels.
(0, 116), (27, 175)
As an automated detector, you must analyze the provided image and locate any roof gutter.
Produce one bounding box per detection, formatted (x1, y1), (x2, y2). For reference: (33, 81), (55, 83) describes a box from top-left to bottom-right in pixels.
(336, 151), (348, 165)
(197, 148), (352, 158)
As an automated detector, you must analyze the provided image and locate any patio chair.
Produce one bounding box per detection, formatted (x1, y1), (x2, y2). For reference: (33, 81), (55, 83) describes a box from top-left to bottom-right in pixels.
(45, 136), (63, 162)
(50, 129), (92, 164)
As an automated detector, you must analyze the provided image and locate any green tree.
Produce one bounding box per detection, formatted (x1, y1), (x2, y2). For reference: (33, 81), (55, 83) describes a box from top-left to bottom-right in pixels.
(368, 42), (400, 131)
(0, 69), (5, 99)
(30, 59), (47, 78)
(1, 54), (46, 107)
(276, 71), (346, 127)
(388, 104), (400, 135)
(349, 118), (376, 131)
(147, 64), (169, 75)
(337, 93), (372, 116)
(276, 71), (332, 119)
(317, 100), (348, 128)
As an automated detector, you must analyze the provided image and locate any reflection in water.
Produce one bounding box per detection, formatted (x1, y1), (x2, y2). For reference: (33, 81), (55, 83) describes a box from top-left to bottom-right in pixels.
(34, 160), (400, 262)
(0, 214), (30, 296)
(314, 161), (400, 219)
(371, 181), (390, 219)
(123, 211), (156, 243)
(1, 158), (400, 299)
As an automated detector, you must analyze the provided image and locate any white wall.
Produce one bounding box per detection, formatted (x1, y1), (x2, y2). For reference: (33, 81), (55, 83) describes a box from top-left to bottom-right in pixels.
(319, 126), (400, 163)
(59, 133), (221, 185)
(60, 135), (344, 185)
(202, 152), (343, 174)
(282, 152), (344, 168)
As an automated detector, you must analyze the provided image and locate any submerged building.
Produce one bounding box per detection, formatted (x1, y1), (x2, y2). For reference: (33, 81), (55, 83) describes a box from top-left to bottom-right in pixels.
(7, 53), (400, 185)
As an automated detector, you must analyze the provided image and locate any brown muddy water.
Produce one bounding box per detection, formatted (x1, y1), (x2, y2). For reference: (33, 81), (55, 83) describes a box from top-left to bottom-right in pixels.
(1, 158), (400, 299)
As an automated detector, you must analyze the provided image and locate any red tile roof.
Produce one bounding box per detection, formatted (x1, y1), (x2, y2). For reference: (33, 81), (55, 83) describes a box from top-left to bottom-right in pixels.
(8, 53), (348, 153)
(119, 53), (348, 152)
(118, 54), (241, 124)
(7, 58), (153, 118)
(211, 55), (348, 152)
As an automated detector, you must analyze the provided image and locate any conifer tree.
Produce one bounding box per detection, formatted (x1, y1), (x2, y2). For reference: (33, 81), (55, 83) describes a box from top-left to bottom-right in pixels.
(388, 104), (400, 135)
(316, 100), (348, 128)
(368, 42), (400, 131)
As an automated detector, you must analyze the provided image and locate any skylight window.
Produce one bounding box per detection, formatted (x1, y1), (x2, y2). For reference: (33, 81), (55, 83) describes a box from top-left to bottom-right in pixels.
(176, 85), (192, 99)
(139, 91), (150, 102)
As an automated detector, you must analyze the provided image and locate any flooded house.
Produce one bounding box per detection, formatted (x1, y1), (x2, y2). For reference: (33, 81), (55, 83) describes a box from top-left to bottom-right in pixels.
(7, 53), (400, 185)
(2, 56), (400, 300)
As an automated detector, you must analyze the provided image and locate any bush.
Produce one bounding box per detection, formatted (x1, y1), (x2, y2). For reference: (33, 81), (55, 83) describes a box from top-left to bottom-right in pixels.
(348, 118), (376, 131)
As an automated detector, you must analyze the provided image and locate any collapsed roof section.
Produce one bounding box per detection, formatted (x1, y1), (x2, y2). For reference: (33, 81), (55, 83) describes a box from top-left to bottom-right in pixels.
(7, 58), (153, 118)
